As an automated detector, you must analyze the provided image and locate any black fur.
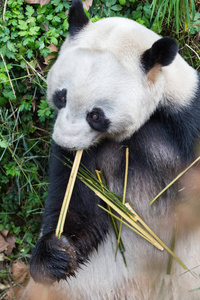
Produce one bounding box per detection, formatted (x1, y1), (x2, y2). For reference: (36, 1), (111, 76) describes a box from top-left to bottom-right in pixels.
(68, 0), (89, 36)
(30, 74), (200, 285)
(30, 233), (77, 283)
(53, 89), (67, 109)
(86, 107), (111, 132)
(141, 37), (179, 72)
(30, 143), (109, 284)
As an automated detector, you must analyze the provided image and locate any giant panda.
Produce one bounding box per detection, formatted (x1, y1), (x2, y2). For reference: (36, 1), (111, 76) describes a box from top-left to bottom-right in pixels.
(21, 0), (200, 299)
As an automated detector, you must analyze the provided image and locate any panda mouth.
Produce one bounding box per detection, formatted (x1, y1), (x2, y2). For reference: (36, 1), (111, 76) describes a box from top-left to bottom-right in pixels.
(52, 127), (107, 151)
(61, 146), (77, 151)
(57, 136), (103, 152)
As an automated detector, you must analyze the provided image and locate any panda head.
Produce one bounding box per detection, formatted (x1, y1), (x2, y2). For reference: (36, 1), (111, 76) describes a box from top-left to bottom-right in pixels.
(47, 0), (196, 150)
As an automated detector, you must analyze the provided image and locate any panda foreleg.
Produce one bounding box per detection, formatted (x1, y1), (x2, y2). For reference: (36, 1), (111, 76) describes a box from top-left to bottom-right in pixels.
(29, 142), (109, 285)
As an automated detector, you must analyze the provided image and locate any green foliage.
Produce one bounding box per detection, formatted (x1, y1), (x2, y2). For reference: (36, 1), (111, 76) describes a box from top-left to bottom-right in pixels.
(151, 0), (196, 34)
(0, 106), (50, 257)
(0, 0), (199, 266)
(0, 0), (69, 259)
(0, 0), (69, 60)
(38, 99), (54, 122)
(90, 0), (200, 43)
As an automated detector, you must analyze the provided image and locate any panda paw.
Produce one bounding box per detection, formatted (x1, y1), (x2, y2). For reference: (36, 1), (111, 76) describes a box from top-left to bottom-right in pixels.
(30, 232), (77, 284)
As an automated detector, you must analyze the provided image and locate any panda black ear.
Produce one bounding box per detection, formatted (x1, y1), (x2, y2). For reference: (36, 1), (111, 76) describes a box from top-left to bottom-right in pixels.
(141, 37), (179, 73)
(68, 0), (89, 36)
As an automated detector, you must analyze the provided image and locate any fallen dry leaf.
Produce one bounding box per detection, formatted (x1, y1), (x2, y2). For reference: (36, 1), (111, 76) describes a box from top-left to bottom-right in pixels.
(1, 229), (9, 237)
(47, 43), (58, 53)
(6, 261), (30, 300)
(0, 234), (9, 253)
(5, 235), (16, 256)
(44, 44), (58, 65)
(42, 22), (49, 32)
(0, 230), (15, 256)
(24, 0), (50, 8)
(11, 261), (30, 284)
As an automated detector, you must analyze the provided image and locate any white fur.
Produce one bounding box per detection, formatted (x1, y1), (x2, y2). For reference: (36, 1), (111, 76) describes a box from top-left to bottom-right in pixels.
(47, 17), (198, 150)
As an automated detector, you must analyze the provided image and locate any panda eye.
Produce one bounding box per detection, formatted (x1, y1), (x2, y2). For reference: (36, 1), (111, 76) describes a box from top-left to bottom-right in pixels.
(53, 89), (67, 109)
(61, 96), (66, 102)
(89, 111), (100, 121)
(86, 108), (110, 133)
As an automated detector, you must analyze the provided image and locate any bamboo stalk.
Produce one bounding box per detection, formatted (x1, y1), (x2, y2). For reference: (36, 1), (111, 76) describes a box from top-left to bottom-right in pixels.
(55, 149), (83, 238)
(150, 156), (200, 206)
(116, 147), (129, 256)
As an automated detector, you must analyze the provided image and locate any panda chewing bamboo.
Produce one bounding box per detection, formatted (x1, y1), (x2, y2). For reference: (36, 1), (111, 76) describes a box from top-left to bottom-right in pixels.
(21, 0), (200, 299)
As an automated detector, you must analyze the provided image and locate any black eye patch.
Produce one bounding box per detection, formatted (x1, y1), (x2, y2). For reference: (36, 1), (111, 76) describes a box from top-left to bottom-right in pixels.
(53, 89), (67, 109)
(86, 108), (110, 132)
